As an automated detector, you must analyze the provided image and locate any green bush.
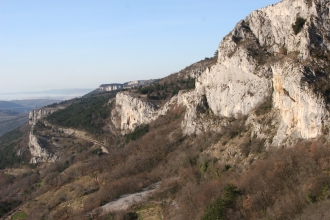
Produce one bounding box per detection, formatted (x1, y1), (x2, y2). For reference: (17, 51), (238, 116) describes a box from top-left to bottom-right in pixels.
(125, 124), (149, 143)
(292, 17), (306, 35)
(202, 184), (241, 220)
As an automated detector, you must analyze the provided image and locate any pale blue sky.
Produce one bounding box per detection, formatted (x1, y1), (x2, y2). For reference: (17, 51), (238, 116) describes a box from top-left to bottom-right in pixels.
(0, 0), (278, 94)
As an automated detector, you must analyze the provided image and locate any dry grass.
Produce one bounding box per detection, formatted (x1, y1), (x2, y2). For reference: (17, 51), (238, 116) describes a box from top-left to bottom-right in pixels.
(136, 204), (162, 220)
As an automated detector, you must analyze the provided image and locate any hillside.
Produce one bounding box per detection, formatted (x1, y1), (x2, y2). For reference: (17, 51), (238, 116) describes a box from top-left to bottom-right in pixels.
(10, 99), (62, 109)
(0, 101), (31, 113)
(0, 100), (60, 137)
(0, 111), (28, 137)
(1, 0), (330, 219)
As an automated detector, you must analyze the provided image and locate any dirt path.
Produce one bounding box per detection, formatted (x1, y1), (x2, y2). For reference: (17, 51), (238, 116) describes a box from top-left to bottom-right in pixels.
(77, 136), (105, 148)
(45, 121), (109, 152)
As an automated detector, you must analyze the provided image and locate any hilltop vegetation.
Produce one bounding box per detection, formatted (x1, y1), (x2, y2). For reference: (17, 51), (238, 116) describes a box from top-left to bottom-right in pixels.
(47, 91), (118, 135)
(134, 77), (195, 101)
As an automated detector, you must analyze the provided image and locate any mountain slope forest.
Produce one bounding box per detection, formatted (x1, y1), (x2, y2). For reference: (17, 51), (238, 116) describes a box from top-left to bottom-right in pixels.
(2, 0), (330, 219)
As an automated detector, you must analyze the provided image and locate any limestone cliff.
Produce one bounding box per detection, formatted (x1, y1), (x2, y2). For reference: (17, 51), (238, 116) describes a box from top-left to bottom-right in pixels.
(184, 0), (330, 144)
(112, 0), (330, 146)
(111, 92), (177, 134)
(29, 108), (57, 125)
(28, 108), (59, 163)
(29, 132), (58, 163)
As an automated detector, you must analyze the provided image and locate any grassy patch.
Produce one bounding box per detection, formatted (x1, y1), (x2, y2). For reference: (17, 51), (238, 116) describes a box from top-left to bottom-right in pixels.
(136, 204), (162, 220)
(11, 211), (28, 220)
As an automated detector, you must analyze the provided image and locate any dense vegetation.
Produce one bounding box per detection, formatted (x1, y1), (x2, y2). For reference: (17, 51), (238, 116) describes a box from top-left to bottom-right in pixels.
(47, 91), (118, 135)
(292, 16), (306, 35)
(130, 77), (195, 101)
(0, 127), (29, 169)
(202, 184), (241, 220)
(125, 124), (149, 143)
(0, 201), (22, 218)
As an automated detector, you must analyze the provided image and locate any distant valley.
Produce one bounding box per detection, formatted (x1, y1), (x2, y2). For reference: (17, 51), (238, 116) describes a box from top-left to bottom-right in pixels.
(0, 99), (61, 136)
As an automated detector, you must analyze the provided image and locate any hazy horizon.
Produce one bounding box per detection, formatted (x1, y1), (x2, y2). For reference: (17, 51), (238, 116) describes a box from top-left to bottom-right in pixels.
(1, 0), (279, 94)
(0, 88), (93, 101)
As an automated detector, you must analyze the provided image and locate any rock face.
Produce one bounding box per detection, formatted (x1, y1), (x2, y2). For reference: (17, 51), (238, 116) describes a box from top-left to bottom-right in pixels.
(271, 63), (329, 144)
(29, 108), (57, 125)
(28, 108), (58, 163)
(29, 132), (57, 163)
(111, 92), (177, 134)
(182, 0), (330, 144)
(112, 0), (330, 145)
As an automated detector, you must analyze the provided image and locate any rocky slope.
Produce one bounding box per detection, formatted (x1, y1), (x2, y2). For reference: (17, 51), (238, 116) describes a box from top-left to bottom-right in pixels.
(25, 0), (330, 163)
(111, 92), (177, 134)
(29, 108), (57, 125)
(112, 0), (330, 146)
(4, 1), (330, 219)
(28, 108), (59, 163)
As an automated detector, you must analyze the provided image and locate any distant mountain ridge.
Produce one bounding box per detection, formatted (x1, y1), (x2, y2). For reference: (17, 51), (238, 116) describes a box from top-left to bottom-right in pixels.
(0, 101), (31, 113)
(0, 88), (93, 100)
(0, 88), (93, 95)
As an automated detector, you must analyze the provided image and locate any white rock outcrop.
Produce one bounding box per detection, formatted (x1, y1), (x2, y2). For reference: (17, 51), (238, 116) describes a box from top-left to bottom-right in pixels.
(181, 0), (330, 144)
(29, 108), (57, 125)
(111, 92), (177, 134)
(112, 0), (330, 145)
(28, 108), (59, 163)
(272, 63), (329, 144)
(29, 132), (57, 163)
